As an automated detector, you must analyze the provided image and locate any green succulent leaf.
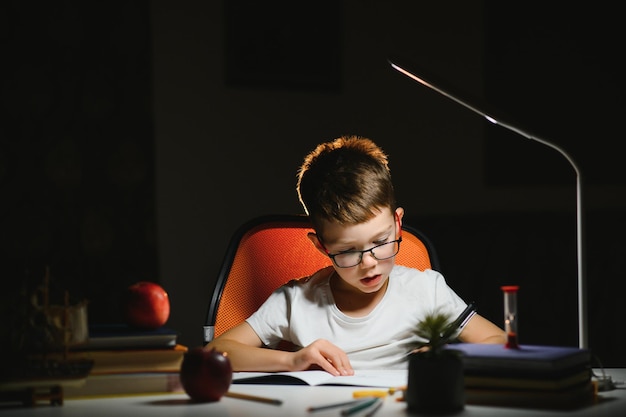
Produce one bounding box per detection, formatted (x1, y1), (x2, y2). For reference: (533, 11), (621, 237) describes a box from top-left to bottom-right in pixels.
(414, 311), (453, 354)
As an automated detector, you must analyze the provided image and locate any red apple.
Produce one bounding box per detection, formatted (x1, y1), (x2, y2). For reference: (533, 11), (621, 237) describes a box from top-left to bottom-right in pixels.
(123, 281), (170, 329)
(180, 347), (233, 402)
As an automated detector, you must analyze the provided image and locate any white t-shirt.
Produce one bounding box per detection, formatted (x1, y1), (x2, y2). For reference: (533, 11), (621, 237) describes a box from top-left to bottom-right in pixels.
(246, 265), (468, 369)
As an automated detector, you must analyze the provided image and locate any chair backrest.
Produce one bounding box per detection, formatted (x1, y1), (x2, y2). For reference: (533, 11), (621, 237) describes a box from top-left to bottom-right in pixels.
(203, 214), (439, 343)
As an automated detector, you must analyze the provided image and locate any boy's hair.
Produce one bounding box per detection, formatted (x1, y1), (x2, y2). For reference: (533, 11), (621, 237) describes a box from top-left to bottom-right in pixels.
(296, 135), (396, 230)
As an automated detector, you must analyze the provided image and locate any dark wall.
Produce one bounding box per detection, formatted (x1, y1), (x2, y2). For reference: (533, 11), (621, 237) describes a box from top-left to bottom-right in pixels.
(484, 3), (626, 186)
(0, 1), (156, 324)
(2, 1), (625, 367)
(412, 210), (626, 368)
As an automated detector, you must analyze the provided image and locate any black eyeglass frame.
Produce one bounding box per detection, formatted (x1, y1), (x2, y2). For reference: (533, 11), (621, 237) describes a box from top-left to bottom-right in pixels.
(318, 212), (403, 268)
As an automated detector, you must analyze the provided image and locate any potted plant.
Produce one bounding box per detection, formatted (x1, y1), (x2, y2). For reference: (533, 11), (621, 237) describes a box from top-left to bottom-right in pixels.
(406, 311), (465, 414)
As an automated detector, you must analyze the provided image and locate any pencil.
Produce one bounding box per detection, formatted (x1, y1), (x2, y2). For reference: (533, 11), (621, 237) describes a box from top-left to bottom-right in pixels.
(353, 387), (406, 397)
(307, 398), (371, 412)
(352, 390), (388, 398)
(340, 397), (380, 416)
(224, 391), (283, 405)
(388, 385), (407, 395)
(363, 397), (384, 417)
(440, 301), (477, 343)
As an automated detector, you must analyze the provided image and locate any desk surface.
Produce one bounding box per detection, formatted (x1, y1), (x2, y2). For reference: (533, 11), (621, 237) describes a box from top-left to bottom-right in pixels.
(4, 369), (625, 417)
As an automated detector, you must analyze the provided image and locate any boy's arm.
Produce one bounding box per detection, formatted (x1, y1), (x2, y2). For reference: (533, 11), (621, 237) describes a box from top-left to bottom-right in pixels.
(205, 322), (353, 375)
(205, 322), (293, 372)
(458, 314), (507, 345)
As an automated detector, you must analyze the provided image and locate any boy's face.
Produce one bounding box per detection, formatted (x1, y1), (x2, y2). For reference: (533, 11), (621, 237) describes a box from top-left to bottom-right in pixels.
(314, 206), (404, 294)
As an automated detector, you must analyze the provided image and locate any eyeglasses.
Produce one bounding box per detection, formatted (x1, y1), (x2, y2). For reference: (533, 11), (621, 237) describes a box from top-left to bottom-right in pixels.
(325, 238), (402, 268)
(320, 212), (403, 268)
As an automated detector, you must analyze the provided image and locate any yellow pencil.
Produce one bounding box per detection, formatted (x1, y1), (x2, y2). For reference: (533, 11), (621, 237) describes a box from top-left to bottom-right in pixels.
(353, 386), (406, 398)
(388, 385), (407, 395)
(352, 390), (388, 398)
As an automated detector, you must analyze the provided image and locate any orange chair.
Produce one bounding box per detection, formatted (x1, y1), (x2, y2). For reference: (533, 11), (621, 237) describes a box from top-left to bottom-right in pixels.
(203, 214), (440, 344)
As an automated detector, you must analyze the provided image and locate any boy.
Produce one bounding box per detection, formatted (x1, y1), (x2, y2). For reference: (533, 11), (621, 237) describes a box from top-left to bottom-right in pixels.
(206, 136), (506, 375)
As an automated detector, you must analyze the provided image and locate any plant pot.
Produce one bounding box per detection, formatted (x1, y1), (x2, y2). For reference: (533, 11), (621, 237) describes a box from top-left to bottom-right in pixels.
(406, 350), (465, 414)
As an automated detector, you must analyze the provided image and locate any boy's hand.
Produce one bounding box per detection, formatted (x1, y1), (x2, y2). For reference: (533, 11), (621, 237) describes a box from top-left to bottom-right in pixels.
(290, 339), (354, 376)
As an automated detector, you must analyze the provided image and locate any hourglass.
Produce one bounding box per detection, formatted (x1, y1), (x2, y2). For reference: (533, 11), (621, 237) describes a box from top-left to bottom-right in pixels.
(501, 285), (519, 349)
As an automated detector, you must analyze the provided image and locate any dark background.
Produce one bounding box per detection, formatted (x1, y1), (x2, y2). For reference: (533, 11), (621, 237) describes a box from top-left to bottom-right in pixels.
(1, 2), (156, 324)
(1, 1), (624, 366)
(484, 3), (626, 186)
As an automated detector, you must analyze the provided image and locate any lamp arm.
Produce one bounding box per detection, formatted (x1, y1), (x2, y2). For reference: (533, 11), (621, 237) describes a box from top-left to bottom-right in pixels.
(389, 58), (587, 349)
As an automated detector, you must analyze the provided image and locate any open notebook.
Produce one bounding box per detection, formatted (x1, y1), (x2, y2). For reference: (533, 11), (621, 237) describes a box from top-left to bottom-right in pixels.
(232, 369), (407, 388)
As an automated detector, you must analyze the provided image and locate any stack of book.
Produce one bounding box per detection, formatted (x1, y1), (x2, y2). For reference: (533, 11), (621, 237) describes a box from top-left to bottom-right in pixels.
(447, 343), (595, 410)
(47, 324), (186, 398)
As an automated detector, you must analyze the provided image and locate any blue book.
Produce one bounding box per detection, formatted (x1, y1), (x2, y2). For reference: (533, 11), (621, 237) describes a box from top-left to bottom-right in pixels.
(446, 343), (591, 377)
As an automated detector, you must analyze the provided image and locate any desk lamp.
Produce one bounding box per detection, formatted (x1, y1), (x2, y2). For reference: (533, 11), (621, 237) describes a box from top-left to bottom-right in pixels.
(388, 56), (587, 349)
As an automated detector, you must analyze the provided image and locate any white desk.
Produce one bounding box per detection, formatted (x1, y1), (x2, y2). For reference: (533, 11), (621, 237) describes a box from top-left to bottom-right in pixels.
(3, 369), (625, 417)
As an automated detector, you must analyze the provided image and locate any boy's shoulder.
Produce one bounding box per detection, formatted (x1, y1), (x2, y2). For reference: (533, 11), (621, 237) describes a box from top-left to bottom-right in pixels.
(392, 264), (438, 277)
(391, 265), (442, 285)
(284, 265), (334, 288)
